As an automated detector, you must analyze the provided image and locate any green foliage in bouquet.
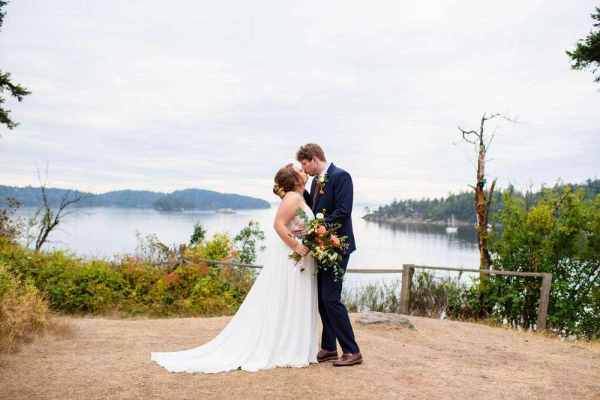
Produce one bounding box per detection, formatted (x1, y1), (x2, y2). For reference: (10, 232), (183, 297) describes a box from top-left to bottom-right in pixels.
(289, 208), (349, 281)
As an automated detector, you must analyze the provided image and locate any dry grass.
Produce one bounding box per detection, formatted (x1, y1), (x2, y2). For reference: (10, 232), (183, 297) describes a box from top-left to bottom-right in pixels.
(0, 314), (75, 368)
(0, 314), (599, 399)
(45, 314), (77, 340)
(0, 266), (50, 355)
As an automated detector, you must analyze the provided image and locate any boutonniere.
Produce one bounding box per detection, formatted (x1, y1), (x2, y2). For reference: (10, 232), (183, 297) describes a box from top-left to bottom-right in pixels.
(316, 174), (328, 194)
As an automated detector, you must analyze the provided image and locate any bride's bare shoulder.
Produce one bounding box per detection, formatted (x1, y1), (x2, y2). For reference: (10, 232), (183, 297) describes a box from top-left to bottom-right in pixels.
(279, 191), (303, 207)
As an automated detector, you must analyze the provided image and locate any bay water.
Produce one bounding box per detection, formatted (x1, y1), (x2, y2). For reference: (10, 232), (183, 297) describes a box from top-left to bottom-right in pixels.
(16, 206), (481, 289)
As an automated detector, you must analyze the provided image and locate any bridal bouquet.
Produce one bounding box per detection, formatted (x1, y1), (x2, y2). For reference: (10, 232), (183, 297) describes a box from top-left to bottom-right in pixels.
(289, 208), (349, 281)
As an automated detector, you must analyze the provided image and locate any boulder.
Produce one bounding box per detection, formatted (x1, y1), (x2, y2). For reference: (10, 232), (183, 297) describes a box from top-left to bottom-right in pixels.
(357, 311), (416, 330)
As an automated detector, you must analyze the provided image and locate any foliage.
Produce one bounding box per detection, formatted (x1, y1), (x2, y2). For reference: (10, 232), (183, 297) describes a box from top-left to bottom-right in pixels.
(0, 1), (31, 132)
(566, 7), (600, 84)
(342, 272), (481, 321)
(343, 279), (401, 313)
(485, 188), (600, 339)
(189, 221), (206, 245)
(134, 230), (173, 265)
(0, 260), (48, 353)
(407, 271), (481, 320)
(370, 179), (600, 224)
(30, 179), (92, 252)
(410, 271), (463, 318)
(153, 195), (195, 211)
(233, 220), (266, 264)
(387, 187), (600, 339)
(372, 191), (490, 223)
(185, 232), (236, 264)
(0, 227), (258, 317)
(171, 188), (270, 210)
(0, 218), (266, 317)
(291, 208), (348, 281)
(0, 197), (23, 243)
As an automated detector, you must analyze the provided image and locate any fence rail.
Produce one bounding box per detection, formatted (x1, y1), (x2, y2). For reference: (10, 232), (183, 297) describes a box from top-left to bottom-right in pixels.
(190, 258), (552, 332)
(191, 258), (404, 274)
(401, 264), (552, 332)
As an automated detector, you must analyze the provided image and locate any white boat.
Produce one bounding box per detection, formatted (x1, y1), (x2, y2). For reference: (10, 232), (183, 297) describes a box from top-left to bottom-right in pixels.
(445, 215), (458, 233)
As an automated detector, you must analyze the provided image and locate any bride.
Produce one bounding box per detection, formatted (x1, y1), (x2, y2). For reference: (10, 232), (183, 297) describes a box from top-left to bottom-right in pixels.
(151, 164), (319, 373)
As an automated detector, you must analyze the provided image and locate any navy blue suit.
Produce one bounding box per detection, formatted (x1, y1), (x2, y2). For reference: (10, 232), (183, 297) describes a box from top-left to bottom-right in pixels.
(304, 163), (360, 355)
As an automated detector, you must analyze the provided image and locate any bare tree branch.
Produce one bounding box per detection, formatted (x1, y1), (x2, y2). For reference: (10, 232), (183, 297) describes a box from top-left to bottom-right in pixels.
(33, 166), (94, 252)
(456, 112), (518, 273)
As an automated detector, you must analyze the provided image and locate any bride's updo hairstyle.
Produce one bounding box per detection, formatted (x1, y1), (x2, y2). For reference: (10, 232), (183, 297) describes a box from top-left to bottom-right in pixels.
(273, 163), (303, 199)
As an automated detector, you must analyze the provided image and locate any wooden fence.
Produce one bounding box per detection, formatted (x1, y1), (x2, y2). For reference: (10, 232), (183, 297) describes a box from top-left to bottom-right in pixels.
(190, 258), (552, 332)
(400, 264), (552, 331)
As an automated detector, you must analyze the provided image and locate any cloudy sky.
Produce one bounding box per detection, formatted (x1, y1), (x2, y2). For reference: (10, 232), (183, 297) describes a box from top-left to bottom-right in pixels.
(1, 0), (598, 204)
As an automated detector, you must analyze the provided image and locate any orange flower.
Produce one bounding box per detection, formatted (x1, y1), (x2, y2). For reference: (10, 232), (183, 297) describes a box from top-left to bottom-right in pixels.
(316, 225), (326, 235)
(330, 235), (340, 245)
(315, 238), (325, 247)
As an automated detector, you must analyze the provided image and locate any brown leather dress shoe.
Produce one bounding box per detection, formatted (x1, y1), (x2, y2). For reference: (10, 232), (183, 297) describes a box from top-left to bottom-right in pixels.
(333, 352), (363, 367)
(317, 349), (339, 363)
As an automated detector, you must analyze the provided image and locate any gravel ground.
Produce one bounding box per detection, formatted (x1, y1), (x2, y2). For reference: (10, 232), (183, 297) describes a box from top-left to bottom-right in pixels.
(1, 314), (599, 400)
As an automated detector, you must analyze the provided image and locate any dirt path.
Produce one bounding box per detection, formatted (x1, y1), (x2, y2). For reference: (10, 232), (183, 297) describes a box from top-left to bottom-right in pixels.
(1, 314), (598, 399)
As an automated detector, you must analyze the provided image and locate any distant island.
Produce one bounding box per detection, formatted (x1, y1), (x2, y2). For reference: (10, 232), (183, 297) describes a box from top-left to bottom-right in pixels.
(0, 186), (271, 211)
(364, 179), (599, 225)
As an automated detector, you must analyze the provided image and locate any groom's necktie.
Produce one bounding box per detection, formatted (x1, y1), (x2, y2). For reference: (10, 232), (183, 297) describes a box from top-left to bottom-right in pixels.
(312, 182), (319, 211)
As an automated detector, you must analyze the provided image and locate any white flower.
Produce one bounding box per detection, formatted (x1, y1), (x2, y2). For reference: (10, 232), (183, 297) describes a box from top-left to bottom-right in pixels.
(316, 213), (324, 220)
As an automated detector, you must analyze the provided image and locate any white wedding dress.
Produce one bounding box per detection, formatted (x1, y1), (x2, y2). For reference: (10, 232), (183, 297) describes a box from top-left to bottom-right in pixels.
(151, 202), (319, 373)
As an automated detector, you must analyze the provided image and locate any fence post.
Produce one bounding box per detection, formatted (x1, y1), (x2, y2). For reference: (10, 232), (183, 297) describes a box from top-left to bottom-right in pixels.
(400, 264), (414, 315)
(537, 273), (552, 331)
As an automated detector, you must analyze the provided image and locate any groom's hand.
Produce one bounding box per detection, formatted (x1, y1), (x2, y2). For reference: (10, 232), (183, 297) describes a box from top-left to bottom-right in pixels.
(294, 243), (310, 257)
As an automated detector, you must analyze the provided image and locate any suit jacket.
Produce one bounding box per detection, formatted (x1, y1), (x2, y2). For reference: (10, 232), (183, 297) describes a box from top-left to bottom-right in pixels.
(304, 163), (356, 255)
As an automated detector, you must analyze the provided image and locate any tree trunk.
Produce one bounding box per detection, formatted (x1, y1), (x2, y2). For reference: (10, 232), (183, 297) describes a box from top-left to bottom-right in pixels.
(474, 115), (495, 271)
(475, 178), (496, 270)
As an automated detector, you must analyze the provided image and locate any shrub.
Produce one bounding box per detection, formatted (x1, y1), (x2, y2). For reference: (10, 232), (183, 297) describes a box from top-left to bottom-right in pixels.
(0, 261), (48, 353)
(341, 271), (486, 323)
(0, 229), (258, 318)
(487, 188), (599, 339)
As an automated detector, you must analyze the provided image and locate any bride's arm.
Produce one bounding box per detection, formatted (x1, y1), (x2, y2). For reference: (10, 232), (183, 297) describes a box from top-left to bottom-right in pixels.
(273, 193), (310, 256)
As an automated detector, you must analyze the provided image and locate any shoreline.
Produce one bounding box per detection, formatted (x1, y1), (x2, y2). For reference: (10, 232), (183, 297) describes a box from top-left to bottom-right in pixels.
(362, 214), (474, 226)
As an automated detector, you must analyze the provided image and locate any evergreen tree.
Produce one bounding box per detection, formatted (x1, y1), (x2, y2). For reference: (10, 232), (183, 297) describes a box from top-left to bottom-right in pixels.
(0, 1), (31, 131)
(567, 7), (600, 85)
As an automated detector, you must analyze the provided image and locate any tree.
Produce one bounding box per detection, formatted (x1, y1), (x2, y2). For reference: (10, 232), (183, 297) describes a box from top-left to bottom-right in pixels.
(189, 221), (206, 245)
(488, 188), (599, 339)
(0, 1), (31, 131)
(153, 195), (195, 211)
(566, 7), (600, 85)
(32, 170), (93, 252)
(233, 220), (266, 265)
(457, 113), (516, 271)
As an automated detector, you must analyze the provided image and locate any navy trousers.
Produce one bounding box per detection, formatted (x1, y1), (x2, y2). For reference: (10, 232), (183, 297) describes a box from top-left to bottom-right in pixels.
(317, 254), (360, 354)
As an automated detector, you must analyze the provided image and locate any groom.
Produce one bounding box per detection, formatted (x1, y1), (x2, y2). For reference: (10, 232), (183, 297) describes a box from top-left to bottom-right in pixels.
(296, 143), (362, 367)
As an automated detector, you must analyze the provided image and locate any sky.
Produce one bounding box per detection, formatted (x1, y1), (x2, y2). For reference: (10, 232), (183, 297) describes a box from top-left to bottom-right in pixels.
(0, 0), (598, 205)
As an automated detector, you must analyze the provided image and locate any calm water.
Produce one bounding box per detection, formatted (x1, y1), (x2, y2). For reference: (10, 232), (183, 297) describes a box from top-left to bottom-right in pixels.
(16, 206), (480, 287)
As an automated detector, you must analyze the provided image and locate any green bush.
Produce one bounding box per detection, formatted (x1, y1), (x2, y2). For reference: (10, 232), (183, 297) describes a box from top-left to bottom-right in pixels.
(0, 230), (258, 318)
(486, 188), (599, 339)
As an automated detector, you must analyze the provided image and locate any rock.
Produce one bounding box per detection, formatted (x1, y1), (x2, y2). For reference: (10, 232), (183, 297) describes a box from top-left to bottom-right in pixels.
(357, 311), (416, 330)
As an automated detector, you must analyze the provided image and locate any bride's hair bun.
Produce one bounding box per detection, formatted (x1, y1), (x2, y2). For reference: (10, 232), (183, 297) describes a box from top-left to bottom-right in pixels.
(273, 164), (303, 199)
(273, 183), (286, 199)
